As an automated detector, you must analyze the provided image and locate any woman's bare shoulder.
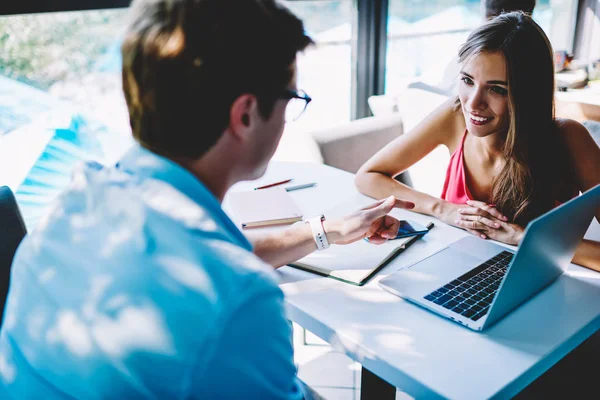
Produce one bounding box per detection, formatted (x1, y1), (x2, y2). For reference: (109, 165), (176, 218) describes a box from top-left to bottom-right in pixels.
(435, 98), (466, 151)
(400, 97), (465, 151)
(555, 118), (595, 145)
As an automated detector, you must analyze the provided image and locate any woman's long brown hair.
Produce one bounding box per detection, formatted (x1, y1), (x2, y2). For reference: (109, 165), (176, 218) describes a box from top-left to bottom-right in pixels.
(456, 12), (574, 225)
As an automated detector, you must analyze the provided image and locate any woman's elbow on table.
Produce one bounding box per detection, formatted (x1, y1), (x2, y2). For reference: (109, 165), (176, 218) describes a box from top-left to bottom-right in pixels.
(355, 168), (384, 198)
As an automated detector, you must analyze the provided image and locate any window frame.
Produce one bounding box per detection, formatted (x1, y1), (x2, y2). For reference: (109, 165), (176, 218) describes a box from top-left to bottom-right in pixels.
(0, 1), (130, 15)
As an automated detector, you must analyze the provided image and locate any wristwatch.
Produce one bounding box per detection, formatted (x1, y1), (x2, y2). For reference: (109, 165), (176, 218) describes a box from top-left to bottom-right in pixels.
(306, 214), (330, 251)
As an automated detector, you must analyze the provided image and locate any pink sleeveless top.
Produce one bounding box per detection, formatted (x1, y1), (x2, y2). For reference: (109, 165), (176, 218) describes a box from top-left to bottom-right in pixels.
(441, 131), (472, 204)
(441, 131), (577, 207)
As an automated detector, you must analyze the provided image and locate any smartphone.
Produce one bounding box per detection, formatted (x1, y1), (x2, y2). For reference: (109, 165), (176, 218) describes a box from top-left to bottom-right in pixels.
(394, 220), (429, 239)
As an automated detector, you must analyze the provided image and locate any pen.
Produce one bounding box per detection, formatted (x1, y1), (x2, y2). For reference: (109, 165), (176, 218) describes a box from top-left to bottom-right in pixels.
(254, 178), (292, 190)
(285, 182), (317, 192)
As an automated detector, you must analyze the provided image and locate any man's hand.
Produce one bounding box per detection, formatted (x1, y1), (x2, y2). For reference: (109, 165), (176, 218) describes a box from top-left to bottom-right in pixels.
(324, 196), (415, 245)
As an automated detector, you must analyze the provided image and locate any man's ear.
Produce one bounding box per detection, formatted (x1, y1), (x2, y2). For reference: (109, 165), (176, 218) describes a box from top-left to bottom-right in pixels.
(229, 94), (258, 142)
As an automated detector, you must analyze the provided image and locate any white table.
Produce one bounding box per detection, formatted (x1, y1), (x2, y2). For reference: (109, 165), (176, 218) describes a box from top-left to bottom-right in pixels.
(226, 161), (600, 400)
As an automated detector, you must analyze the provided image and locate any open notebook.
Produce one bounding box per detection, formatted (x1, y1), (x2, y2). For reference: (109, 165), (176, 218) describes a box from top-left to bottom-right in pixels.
(289, 224), (432, 286)
(288, 197), (434, 285)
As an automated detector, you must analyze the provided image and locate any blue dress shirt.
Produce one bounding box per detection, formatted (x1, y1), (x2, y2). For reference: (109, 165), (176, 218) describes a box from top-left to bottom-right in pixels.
(0, 144), (303, 399)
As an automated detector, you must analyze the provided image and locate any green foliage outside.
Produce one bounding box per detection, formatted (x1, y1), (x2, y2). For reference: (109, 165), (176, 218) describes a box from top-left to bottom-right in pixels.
(0, 9), (127, 91)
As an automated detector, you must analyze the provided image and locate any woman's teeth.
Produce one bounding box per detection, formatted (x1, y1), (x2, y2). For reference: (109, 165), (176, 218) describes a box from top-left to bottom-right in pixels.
(471, 115), (491, 122)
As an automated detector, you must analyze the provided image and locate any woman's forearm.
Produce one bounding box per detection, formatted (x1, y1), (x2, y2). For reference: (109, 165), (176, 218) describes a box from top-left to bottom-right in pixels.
(572, 239), (600, 272)
(355, 171), (446, 218)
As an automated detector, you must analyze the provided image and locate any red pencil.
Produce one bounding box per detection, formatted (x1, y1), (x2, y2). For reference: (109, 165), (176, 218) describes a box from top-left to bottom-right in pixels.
(254, 178), (292, 190)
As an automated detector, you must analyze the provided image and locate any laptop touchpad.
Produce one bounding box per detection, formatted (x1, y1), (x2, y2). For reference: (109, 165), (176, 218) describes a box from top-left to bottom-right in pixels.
(384, 247), (484, 298)
(450, 236), (508, 260)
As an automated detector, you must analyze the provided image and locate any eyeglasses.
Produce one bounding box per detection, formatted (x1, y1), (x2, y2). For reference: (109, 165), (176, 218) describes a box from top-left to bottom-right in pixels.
(280, 89), (312, 122)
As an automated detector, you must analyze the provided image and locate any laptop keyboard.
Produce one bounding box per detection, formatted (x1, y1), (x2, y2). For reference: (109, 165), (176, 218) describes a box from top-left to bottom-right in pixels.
(424, 250), (514, 322)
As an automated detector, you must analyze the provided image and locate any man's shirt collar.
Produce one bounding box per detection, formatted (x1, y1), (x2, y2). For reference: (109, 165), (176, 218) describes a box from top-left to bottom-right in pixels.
(117, 143), (252, 251)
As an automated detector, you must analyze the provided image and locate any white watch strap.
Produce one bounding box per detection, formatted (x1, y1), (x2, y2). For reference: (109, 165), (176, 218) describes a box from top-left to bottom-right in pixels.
(306, 215), (330, 251)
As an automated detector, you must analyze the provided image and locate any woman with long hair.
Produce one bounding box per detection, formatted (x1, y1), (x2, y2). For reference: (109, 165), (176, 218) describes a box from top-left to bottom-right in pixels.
(355, 12), (600, 270)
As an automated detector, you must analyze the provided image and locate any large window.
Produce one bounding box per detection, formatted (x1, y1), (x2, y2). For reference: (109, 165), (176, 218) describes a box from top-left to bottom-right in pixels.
(281, 1), (353, 130)
(0, 10), (130, 228)
(0, 3), (353, 156)
(536, 0), (579, 54)
(0, 10), (129, 134)
(385, 0), (579, 94)
(0, 3), (355, 225)
(385, 0), (480, 93)
(264, 1), (354, 162)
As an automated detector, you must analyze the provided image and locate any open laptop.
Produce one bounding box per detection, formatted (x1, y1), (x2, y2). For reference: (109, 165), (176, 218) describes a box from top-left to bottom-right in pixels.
(379, 184), (600, 331)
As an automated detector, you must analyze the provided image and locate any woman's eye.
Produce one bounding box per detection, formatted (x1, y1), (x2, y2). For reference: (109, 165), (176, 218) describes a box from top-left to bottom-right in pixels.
(460, 76), (473, 85)
(490, 86), (508, 95)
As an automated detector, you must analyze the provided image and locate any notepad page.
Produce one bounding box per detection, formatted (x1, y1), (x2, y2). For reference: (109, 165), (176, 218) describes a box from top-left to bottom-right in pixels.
(293, 234), (413, 284)
(290, 197), (420, 284)
(228, 187), (303, 227)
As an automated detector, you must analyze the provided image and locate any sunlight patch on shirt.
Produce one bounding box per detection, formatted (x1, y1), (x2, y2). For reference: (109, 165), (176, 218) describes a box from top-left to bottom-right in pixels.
(82, 275), (114, 320)
(46, 311), (94, 357)
(105, 295), (129, 311)
(70, 166), (92, 191)
(101, 226), (142, 258)
(98, 189), (146, 257)
(208, 240), (274, 277)
(143, 184), (218, 232)
(0, 352), (16, 383)
(35, 203), (66, 237)
(134, 154), (164, 169)
(91, 305), (175, 358)
(157, 255), (216, 300)
(26, 308), (47, 341)
(2, 286), (19, 331)
(38, 267), (57, 284)
(70, 213), (102, 230)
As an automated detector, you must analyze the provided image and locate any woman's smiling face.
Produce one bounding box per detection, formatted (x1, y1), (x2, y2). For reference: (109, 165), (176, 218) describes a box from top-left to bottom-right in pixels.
(458, 51), (510, 138)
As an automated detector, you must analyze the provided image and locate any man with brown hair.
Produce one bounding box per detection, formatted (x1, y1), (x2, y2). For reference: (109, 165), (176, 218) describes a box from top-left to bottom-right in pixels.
(0, 0), (411, 398)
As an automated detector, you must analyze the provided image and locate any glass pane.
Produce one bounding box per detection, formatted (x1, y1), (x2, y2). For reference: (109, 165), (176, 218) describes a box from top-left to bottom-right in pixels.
(534, 0), (579, 54)
(0, 10), (130, 133)
(275, 0), (352, 162)
(385, 0), (578, 95)
(0, 10), (131, 229)
(386, 0), (481, 94)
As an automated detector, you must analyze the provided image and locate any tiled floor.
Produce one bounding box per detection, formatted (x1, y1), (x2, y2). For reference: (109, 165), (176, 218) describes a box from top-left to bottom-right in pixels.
(292, 324), (414, 400)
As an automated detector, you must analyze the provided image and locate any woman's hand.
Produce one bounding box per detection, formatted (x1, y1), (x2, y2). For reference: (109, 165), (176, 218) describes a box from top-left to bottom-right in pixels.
(436, 200), (501, 230)
(324, 196), (415, 245)
(454, 199), (506, 235)
(455, 200), (524, 245)
(480, 220), (525, 245)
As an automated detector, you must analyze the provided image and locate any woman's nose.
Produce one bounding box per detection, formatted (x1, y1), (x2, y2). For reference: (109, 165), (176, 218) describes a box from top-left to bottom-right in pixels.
(467, 87), (487, 111)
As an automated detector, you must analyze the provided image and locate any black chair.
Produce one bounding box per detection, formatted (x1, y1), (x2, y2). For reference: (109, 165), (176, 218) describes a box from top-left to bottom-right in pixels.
(0, 186), (27, 327)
